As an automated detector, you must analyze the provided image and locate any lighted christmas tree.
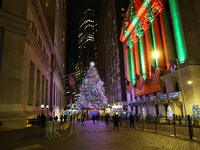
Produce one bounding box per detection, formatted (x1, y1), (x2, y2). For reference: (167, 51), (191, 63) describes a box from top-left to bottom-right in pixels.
(192, 102), (200, 121)
(141, 108), (146, 119)
(76, 62), (108, 110)
(167, 106), (173, 120)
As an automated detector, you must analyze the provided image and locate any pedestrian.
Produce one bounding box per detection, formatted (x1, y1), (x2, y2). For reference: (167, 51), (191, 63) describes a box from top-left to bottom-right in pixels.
(113, 113), (119, 130)
(54, 116), (58, 121)
(92, 114), (95, 123)
(129, 113), (135, 130)
(81, 114), (85, 124)
(96, 113), (99, 123)
(64, 115), (67, 123)
(37, 114), (41, 126)
(77, 114), (81, 123)
(41, 113), (46, 129)
(49, 116), (53, 122)
(105, 113), (109, 126)
(60, 115), (63, 123)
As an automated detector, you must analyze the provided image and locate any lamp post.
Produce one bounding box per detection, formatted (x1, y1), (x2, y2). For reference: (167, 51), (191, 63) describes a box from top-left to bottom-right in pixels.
(41, 104), (44, 115)
(153, 52), (187, 119)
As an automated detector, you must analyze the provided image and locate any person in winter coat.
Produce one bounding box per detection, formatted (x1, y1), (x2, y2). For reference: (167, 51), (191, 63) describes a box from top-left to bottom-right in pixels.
(129, 113), (135, 130)
(112, 113), (119, 130)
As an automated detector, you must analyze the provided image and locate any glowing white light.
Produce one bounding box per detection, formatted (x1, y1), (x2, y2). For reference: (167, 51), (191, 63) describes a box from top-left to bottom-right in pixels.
(90, 62), (95, 67)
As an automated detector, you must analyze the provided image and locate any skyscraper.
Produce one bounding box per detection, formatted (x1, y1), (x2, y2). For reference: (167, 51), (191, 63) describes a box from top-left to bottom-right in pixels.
(77, 1), (100, 85)
(102, 0), (129, 110)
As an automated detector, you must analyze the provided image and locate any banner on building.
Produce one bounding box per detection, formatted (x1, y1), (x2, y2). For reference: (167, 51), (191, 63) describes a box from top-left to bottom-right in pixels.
(134, 79), (161, 97)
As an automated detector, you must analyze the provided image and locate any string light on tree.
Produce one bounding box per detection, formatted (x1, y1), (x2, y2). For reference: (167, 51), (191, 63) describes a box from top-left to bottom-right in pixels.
(76, 62), (108, 110)
(192, 102), (200, 121)
(141, 108), (146, 119)
(167, 106), (173, 120)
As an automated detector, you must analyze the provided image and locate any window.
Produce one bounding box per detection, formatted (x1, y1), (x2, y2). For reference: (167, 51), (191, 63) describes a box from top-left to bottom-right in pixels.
(28, 61), (35, 105)
(45, 0), (49, 7)
(36, 69), (41, 106)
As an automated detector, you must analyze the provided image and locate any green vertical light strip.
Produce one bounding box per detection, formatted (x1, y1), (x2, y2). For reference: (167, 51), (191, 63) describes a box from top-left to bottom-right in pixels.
(127, 38), (136, 84)
(138, 36), (147, 80)
(151, 25), (159, 67)
(168, 0), (187, 63)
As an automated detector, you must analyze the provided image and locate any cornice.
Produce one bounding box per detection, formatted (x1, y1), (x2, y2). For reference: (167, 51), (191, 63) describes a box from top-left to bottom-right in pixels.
(29, 0), (55, 54)
(0, 10), (31, 36)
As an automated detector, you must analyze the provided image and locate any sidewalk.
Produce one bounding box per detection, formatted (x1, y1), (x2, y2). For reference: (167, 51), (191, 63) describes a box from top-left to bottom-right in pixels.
(0, 122), (73, 150)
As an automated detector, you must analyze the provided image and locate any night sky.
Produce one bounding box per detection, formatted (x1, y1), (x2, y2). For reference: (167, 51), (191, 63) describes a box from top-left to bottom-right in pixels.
(67, 0), (101, 63)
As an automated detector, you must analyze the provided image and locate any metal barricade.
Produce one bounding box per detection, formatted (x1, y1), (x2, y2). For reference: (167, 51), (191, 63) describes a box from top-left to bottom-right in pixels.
(43, 121), (60, 139)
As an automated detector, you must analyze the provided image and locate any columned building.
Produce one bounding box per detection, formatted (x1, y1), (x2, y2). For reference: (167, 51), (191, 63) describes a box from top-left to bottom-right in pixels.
(0, 0), (67, 129)
(120, 0), (200, 117)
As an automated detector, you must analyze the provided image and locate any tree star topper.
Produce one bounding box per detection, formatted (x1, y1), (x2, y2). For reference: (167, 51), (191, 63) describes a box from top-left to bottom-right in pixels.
(90, 61), (95, 67)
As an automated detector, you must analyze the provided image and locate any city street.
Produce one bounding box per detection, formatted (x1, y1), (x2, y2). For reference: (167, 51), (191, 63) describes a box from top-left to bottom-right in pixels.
(35, 120), (200, 150)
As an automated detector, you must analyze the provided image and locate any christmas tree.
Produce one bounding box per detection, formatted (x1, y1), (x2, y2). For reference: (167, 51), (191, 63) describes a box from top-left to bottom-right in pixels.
(141, 108), (146, 119)
(167, 106), (173, 120)
(192, 102), (200, 121)
(76, 62), (108, 110)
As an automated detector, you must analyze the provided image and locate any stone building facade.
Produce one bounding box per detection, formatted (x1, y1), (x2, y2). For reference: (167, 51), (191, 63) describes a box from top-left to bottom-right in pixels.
(0, 0), (67, 129)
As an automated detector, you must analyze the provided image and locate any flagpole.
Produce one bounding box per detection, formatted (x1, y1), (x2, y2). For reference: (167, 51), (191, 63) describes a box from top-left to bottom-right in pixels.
(60, 73), (75, 79)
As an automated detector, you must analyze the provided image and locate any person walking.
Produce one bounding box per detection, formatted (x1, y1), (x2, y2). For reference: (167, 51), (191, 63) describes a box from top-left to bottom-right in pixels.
(96, 114), (99, 123)
(92, 115), (95, 123)
(41, 113), (46, 129)
(105, 113), (110, 126)
(64, 115), (67, 123)
(129, 113), (135, 130)
(113, 113), (119, 130)
(54, 116), (58, 121)
(81, 114), (85, 124)
(49, 116), (53, 122)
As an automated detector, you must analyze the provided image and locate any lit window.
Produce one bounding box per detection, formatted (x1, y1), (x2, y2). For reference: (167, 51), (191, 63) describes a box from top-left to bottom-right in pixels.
(45, 0), (49, 7)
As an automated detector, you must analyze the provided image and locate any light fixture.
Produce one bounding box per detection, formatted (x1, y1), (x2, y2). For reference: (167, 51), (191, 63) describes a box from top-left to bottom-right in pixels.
(40, 104), (44, 108)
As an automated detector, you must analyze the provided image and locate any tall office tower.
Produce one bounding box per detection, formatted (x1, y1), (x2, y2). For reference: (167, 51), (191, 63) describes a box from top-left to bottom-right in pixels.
(120, 0), (200, 117)
(0, 0), (67, 129)
(78, 2), (100, 81)
(103, 0), (129, 110)
(96, 0), (108, 85)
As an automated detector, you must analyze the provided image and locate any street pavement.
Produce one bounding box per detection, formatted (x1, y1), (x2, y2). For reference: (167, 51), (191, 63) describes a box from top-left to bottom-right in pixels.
(1, 120), (200, 150)
(0, 123), (72, 150)
(36, 120), (200, 150)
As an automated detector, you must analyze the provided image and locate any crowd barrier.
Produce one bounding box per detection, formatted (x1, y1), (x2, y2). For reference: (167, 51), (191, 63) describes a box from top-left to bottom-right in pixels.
(43, 121), (61, 139)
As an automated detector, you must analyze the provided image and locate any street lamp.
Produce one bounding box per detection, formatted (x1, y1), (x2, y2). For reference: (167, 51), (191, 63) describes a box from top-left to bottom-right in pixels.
(152, 51), (187, 119)
(40, 104), (44, 114)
